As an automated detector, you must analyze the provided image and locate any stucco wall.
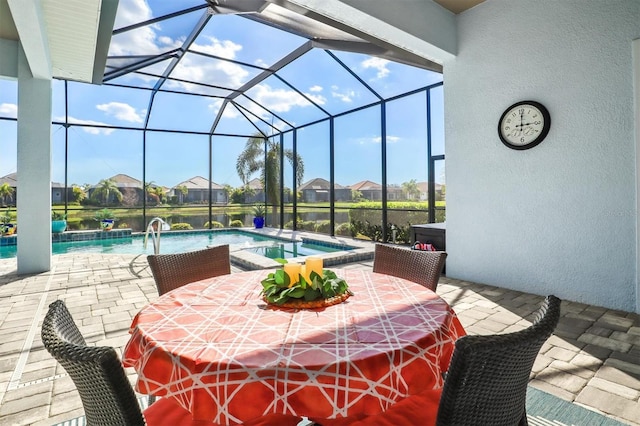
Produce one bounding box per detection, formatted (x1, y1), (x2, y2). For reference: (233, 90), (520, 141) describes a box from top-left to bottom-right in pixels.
(443, 0), (640, 311)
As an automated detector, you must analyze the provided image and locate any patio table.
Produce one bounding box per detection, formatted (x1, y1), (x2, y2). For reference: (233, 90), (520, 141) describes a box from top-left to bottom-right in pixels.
(122, 269), (465, 425)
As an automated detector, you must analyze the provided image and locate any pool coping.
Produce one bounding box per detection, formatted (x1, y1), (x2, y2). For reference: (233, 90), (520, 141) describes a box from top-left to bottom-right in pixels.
(225, 228), (376, 270)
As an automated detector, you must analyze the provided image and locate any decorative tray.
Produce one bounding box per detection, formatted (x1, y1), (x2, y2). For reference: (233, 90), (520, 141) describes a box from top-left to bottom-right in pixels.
(262, 291), (351, 309)
(260, 258), (351, 310)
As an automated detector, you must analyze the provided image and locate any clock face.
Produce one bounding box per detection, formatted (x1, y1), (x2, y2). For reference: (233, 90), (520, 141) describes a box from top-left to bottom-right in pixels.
(498, 101), (550, 150)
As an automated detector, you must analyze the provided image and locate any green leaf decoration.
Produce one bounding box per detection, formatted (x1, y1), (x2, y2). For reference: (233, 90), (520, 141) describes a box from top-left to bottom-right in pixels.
(260, 268), (351, 305)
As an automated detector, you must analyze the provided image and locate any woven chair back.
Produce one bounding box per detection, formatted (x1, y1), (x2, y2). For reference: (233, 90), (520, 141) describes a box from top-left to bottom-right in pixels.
(147, 244), (231, 296)
(41, 300), (146, 426)
(436, 295), (561, 426)
(372, 243), (447, 291)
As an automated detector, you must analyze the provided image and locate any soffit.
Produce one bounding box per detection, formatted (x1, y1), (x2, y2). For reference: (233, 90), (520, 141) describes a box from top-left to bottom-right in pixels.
(42, 0), (102, 82)
(2, 0), (116, 83)
(433, 0), (485, 14)
(0, 0), (17, 40)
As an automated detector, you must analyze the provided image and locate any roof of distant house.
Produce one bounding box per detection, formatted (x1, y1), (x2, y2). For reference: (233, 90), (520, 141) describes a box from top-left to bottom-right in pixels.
(349, 180), (381, 191)
(102, 174), (142, 188)
(0, 172), (64, 188)
(174, 176), (224, 190)
(247, 178), (262, 190)
(299, 177), (347, 190)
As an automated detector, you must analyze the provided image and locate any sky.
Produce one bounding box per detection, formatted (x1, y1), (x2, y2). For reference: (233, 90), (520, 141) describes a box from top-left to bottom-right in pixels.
(0, 0), (445, 190)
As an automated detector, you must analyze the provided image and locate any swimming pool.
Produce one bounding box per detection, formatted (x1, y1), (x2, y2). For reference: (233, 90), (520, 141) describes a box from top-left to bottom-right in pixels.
(0, 230), (350, 260)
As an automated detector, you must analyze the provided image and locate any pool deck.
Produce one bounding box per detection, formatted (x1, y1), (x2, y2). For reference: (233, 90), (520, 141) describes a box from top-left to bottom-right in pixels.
(0, 234), (638, 425)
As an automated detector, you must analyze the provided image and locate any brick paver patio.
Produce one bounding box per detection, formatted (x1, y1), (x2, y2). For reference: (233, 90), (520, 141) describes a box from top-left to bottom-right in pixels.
(0, 253), (638, 425)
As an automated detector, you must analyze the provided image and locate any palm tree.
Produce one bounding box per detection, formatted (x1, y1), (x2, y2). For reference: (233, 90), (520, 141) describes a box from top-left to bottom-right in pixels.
(152, 186), (166, 204)
(144, 181), (157, 204)
(91, 179), (123, 205)
(236, 133), (304, 223)
(175, 185), (188, 204)
(71, 184), (87, 204)
(402, 179), (420, 201)
(0, 183), (15, 206)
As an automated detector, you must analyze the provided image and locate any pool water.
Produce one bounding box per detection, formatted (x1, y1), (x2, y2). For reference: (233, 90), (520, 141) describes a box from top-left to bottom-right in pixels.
(244, 242), (341, 259)
(0, 231), (347, 259)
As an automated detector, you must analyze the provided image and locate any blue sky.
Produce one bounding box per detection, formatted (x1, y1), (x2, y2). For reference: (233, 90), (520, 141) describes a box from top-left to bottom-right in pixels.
(0, 0), (445, 190)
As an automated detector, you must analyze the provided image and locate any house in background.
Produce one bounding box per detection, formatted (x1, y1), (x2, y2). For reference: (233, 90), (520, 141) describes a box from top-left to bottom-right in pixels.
(299, 178), (351, 202)
(51, 181), (66, 204)
(173, 176), (227, 204)
(417, 182), (445, 201)
(349, 180), (405, 201)
(387, 184), (403, 201)
(244, 178), (265, 204)
(89, 174), (144, 206)
(349, 180), (382, 201)
(0, 173), (72, 206)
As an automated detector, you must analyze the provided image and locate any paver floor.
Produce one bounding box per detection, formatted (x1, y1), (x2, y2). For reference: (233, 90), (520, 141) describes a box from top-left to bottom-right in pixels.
(0, 253), (638, 425)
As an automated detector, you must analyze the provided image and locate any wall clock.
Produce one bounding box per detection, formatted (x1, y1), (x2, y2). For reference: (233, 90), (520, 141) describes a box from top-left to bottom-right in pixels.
(498, 100), (551, 150)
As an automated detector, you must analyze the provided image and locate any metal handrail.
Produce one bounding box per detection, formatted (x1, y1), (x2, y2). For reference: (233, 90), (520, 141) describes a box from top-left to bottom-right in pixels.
(143, 217), (170, 255)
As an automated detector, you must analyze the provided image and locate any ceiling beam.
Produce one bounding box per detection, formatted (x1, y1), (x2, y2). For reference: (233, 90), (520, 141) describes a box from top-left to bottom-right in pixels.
(92, 0), (119, 84)
(268, 0), (456, 70)
(7, 0), (51, 79)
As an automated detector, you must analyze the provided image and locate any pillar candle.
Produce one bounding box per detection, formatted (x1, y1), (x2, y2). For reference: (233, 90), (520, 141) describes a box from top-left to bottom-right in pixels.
(283, 263), (301, 286)
(300, 265), (310, 283)
(306, 257), (323, 280)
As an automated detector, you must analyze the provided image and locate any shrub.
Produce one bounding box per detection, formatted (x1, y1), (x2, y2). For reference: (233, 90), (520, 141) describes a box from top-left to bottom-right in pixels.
(204, 221), (224, 228)
(313, 220), (331, 234)
(335, 222), (352, 236)
(229, 219), (244, 227)
(117, 223), (128, 229)
(171, 222), (193, 230)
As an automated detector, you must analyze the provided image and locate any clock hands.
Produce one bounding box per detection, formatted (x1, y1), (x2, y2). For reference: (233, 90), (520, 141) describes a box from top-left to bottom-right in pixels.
(519, 110), (524, 129)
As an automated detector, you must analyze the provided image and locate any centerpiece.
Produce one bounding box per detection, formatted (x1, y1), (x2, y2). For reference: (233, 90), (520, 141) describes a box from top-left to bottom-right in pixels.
(261, 257), (352, 309)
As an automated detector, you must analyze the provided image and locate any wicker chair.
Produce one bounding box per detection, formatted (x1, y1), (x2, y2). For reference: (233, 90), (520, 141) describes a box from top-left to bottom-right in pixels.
(372, 243), (447, 291)
(41, 299), (208, 425)
(147, 244), (231, 296)
(436, 295), (562, 426)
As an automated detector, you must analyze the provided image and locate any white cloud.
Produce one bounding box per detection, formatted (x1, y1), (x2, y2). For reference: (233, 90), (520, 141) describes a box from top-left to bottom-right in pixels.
(331, 88), (355, 103)
(309, 85), (323, 92)
(61, 116), (115, 135)
(208, 99), (240, 119)
(251, 84), (325, 114)
(365, 135), (401, 144)
(362, 57), (390, 79)
(110, 0), (161, 56)
(193, 36), (242, 59)
(96, 102), (143, 123)
(254, 59), (268, 68)
(0, 103), (17, 118)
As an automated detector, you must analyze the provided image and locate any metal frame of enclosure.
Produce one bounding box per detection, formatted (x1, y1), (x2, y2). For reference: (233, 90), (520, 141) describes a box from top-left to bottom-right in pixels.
(0, 2), (445, 240)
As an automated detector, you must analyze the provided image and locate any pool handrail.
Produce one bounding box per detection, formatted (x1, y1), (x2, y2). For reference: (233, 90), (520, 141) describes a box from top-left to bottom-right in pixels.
(143, 218), (170, 255)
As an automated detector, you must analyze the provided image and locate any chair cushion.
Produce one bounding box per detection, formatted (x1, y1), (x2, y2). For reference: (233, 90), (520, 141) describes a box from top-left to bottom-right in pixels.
(144, 396), (302, 426)
(307, 388), (441, 426)
(144, 398), (213, 426)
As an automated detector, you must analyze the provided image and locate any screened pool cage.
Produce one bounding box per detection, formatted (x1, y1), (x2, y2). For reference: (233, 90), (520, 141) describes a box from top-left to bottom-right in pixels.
(0, 1), (445, 245)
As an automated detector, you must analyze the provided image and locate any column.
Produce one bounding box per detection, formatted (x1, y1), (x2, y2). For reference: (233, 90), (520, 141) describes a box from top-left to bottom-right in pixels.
(16, 43), (52, 273)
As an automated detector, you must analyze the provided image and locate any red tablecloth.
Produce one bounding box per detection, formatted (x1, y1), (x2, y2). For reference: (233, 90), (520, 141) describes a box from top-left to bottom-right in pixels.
(123, 269), (465, 425)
